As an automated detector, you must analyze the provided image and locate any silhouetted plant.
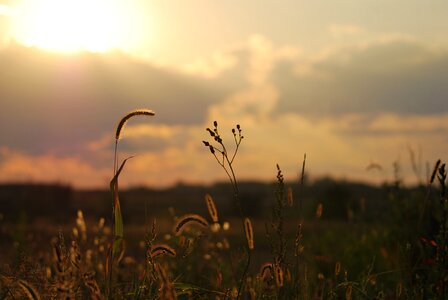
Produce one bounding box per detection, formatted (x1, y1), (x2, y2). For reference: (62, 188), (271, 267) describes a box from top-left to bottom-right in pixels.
(202, 121), (250, 299)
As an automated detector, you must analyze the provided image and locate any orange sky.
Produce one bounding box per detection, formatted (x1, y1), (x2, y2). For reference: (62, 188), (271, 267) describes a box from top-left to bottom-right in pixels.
(0, 1), (447, 188)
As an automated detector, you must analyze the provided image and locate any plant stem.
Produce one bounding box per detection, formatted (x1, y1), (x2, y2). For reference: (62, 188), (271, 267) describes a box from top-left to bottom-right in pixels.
(237, 246), (251, 299)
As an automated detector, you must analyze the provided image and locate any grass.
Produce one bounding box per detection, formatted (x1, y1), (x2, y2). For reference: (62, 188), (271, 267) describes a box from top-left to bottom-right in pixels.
(0, 111), (447, 299)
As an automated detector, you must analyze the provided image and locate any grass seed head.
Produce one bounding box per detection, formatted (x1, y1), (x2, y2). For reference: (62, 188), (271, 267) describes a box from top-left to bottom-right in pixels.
(346, 284), (352, 300)
(115, 109), (155, 140)
(335, 261), (341, 276)
(205, 193), (219, 223)
(173, 214), (209, 236)
(17, 279), (41, 300)
(316, 203), (323, 219)
(76, 210), (87, 242)
(275, 265), (284, 287)
(244, 217), (254, 250)
(150, 244), (176, 259)
(260, 263), (273, 280)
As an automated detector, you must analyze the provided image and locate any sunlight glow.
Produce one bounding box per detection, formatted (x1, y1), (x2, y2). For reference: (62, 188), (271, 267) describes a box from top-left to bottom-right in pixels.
(13, 0), (147, 53)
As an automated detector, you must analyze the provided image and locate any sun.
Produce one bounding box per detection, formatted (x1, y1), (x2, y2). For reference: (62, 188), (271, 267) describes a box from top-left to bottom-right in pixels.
(12, 0), (146, 53)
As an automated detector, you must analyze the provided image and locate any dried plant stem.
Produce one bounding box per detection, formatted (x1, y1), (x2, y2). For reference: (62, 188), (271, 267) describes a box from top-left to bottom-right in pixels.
(203, 122), (249, 300)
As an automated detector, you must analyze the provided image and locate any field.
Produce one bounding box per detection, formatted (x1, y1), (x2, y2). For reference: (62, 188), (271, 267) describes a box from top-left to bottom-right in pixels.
(0, 116), (447, 300)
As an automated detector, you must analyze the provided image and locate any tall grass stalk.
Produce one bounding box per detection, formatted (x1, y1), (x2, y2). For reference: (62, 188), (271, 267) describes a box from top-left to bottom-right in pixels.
(107, 109), (154, 298)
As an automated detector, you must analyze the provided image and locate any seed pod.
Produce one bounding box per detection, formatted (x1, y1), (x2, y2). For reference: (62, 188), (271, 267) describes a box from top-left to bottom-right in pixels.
(206, 128), (215, 137)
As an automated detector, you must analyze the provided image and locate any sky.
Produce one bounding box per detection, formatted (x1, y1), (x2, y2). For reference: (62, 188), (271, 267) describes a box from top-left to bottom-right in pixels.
(0, 0), (447, 188)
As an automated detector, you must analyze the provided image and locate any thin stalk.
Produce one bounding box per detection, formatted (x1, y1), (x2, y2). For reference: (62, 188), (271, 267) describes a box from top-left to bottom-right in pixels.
(294, 223), (302, 298)
(299, 153), (306, 219)
(107, 140), (119, 299)
(237, 246), (251, 299)
(437, 164), (447, 300)
(225, 157), (249, 299)
(203, 122), (248, 300)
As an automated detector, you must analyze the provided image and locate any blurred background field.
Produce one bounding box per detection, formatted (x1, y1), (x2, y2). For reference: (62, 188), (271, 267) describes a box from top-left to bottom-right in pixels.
(1, 169), (444, 299)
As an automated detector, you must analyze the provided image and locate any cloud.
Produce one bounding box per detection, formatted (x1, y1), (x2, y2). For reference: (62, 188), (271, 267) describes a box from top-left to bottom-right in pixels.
(3, 110), (446, 187)
(272, 38), (448, 116)
(246, 34), (300, 86)
(200, 36), (448, 185)
(0, 147), (110, 188)
(90, 123), (198, 154)
(0, 45), (228, 156)
(335, 113), (448, 136)
(182, 52), (238, 79)
(1, 36), (448, 187)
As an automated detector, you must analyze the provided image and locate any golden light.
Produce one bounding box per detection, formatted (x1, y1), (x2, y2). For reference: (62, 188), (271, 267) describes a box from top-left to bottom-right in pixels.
(12, 0), (147, 53)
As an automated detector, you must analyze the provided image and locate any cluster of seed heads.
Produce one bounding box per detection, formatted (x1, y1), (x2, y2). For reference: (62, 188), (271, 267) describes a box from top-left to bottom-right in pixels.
(202, 121), (243, 156)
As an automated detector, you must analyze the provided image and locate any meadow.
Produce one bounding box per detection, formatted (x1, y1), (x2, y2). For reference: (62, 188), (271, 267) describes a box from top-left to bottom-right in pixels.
(0, 110), (447, 299)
